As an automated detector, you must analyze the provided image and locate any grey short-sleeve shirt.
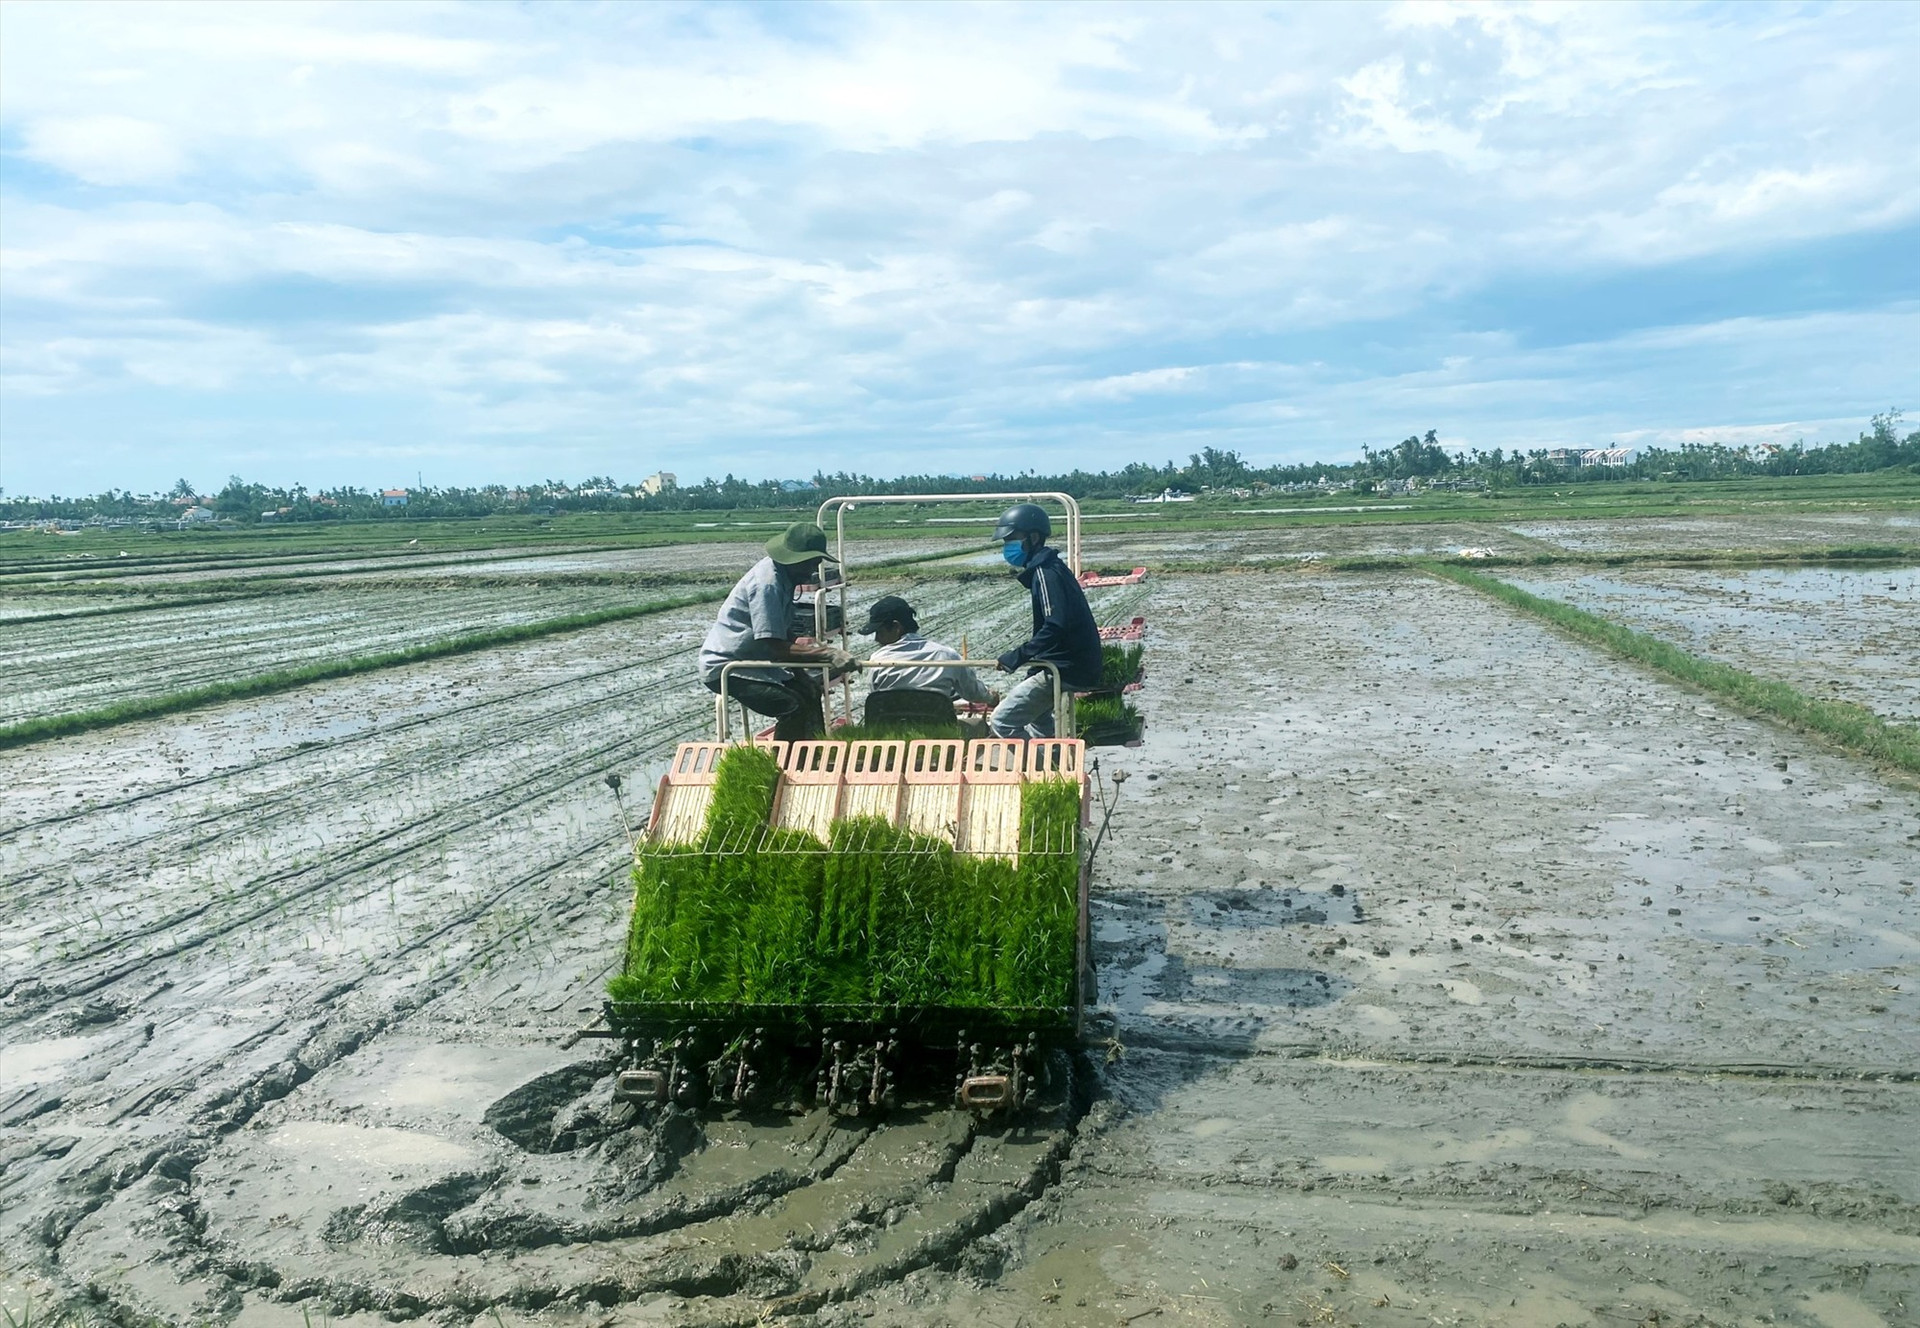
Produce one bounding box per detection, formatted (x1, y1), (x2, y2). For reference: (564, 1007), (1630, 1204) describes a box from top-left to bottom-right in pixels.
(699, 557), (795, 686)
(866, 634), (993, 703)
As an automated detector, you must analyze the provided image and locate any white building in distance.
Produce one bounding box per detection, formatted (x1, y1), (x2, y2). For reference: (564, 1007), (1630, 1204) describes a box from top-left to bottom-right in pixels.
(641, 472), (677, 496)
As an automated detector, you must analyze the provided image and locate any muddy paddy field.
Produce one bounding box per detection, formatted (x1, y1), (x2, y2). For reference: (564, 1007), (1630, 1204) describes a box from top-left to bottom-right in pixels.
(3, 511), (1917, 1328)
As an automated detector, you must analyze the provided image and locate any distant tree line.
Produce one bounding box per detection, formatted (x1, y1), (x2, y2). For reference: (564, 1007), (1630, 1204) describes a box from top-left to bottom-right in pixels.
(1450, 411), (1920, 489)
(4, 412), (1912, 523)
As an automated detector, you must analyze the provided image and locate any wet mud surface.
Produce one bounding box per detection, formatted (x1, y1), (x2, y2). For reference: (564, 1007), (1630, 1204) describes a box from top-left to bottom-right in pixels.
(11, 536), (985, 591)
(1502, 512), (1919, 554)
(2, 543), (628, 588)
(1505, 565), (1920, 725)
(5, 550), (1918, 1326)
(1073, 508), (1920, 566)
(1076, 521), (1524, 565)
(365, 536), (985, 583)
(827, 571), (1920, 1326)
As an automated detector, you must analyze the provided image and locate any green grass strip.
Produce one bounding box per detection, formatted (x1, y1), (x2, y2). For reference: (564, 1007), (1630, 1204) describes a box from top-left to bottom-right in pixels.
(0, 592), (722, 750)
(1425, 561), (1920, 776)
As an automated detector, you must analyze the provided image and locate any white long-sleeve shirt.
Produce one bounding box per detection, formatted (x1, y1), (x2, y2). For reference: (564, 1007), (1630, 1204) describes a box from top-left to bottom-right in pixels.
(865, 634), (993, 704)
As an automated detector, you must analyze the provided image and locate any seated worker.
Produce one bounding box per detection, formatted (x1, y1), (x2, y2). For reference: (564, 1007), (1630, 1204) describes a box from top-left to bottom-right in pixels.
(698, 523), (850, 743)
(859, 594), (997, 707)
(989, 504), (1102, 738)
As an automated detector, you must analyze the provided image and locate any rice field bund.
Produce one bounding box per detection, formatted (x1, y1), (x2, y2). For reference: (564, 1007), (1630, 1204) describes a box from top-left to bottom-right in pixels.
(2, 504), (1918, 1328)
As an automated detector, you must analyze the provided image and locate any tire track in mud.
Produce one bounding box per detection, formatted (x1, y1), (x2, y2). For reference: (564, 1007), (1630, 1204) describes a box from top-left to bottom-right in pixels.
(1239, 1038), (1920, 1083)
(26, 826), (1093, 1328)
(96, 832), (630, 1133)
(96, 1056), (1092, 1325)
(5, 831), (632, 1278)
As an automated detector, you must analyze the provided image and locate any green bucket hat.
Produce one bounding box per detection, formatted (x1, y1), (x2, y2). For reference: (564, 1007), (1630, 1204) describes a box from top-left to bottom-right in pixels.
(765, 522), (837, 565)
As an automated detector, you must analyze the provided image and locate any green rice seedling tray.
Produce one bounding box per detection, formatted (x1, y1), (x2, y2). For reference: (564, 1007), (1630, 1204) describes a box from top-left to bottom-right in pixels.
(604, 738), (1093, 1111)
(1076, 694), (1144, 747)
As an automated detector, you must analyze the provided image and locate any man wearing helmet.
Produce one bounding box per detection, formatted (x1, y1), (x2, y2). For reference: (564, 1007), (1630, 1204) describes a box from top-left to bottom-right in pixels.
(989, 503), (1102, 738)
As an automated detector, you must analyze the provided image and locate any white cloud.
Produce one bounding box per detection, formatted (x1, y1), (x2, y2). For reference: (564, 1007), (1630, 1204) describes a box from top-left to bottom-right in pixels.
(1065, 366), (1204, 401)
(21, 115), (185, 186)
(1337, 57), (1491, 168)
(436, 10), (1240, 158)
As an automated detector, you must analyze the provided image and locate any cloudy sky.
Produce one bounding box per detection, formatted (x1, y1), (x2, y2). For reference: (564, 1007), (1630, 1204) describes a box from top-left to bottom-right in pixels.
(2, 1), (1916, 495)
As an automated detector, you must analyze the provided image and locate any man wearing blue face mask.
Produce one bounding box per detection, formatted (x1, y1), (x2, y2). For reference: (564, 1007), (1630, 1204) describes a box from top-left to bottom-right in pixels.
(989, 503), (1102, 738)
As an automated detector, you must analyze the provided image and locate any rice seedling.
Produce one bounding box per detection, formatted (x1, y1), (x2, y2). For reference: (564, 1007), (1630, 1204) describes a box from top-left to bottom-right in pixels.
(831, 716), (967, 743)
(1076, 693), (1143, 745)
(703, 743), (782, 841)
(610, 747), (1081, 1014)
(1100, 642), (1144, 690)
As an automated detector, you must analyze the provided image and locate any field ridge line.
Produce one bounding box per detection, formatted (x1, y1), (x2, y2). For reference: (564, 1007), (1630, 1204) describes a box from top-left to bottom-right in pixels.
(0, 544), (995, 750)
(1422, 560), (1920, 777)
(0, 593), (720, 750)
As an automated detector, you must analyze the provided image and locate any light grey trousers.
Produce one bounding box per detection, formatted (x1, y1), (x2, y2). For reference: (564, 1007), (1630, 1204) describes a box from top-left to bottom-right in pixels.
(988, 671), (1057, 738)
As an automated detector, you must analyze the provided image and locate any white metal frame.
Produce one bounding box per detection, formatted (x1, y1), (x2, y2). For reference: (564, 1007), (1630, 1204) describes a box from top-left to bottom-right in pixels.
(814, 491), (1081, 581)
(808, 491), (1081, 729)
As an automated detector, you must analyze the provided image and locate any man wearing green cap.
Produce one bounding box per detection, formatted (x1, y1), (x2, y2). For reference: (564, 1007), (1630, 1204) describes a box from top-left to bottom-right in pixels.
(698, 523), (848, 742)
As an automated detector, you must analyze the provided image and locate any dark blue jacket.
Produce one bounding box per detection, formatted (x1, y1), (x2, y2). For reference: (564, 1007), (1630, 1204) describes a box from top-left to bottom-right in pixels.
(997, 546), (1102, 691)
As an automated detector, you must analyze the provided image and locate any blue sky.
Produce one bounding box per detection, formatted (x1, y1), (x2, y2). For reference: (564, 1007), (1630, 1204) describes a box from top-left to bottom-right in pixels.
(1, 0), (1916, 495)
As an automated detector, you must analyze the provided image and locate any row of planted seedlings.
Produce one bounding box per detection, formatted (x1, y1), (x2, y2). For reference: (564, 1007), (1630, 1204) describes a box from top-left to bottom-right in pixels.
(607, 742), (1083, 1110)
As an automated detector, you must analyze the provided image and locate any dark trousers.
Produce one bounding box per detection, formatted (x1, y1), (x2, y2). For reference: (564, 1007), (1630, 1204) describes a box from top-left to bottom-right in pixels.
(710, 670), (824, 744)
